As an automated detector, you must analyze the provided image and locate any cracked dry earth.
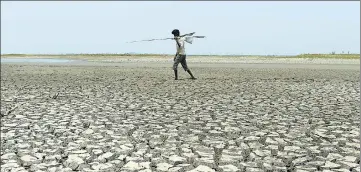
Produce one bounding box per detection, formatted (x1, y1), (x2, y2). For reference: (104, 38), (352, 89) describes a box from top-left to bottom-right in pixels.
(1, 64), (360, 172)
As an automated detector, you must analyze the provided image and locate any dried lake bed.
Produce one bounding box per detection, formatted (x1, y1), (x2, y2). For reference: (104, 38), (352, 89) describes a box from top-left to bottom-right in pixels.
(1, 58), (360, 172)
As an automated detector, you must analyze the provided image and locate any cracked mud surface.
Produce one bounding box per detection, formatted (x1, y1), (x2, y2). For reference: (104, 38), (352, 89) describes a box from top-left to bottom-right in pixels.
(1, 63), (360, 172)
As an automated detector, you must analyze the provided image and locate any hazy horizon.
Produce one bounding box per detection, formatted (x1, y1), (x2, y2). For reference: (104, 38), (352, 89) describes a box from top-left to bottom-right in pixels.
(1, 1), (360, 55)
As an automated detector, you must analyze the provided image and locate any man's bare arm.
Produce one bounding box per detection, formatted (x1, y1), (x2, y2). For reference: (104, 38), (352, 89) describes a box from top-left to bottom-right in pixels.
(174, 53), (178, 61)
(175, 38), (181, 48)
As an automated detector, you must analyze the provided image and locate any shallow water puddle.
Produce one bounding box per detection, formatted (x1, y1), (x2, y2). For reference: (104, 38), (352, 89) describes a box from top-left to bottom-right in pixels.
(1, 58), (77, 63)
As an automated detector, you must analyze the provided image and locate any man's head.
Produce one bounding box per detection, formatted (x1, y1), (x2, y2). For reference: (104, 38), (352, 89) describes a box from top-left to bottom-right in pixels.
(172, 29), (180, 37)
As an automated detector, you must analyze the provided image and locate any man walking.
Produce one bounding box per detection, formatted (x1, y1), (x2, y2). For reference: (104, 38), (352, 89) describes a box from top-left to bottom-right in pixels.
(171, 29), (196, 80)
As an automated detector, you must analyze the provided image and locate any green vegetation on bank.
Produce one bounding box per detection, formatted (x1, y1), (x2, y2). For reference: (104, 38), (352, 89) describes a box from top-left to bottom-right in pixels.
(1, 53), (166, 57)
(1, 53), (360, 59)
(293, 54), (360, 59)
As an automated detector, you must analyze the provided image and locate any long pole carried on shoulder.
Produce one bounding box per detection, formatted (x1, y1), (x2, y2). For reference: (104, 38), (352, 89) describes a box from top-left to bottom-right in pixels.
(125, 32), (205, 44)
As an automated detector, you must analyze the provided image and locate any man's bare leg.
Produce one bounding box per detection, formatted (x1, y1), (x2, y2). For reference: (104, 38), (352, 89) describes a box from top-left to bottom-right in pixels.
(186, 69), (196, 79)
(174, 70), (178, 80)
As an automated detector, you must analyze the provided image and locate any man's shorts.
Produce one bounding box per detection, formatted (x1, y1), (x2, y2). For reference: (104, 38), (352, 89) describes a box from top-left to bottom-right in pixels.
(173, 54), (189, 71)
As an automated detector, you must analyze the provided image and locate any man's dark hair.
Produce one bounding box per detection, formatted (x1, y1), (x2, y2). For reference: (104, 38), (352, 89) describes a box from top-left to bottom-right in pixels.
(172, 29), (180, 36)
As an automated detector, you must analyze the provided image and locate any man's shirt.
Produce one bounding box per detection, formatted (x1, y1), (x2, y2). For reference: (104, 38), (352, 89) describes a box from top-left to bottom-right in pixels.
(175, 37), (186, 55)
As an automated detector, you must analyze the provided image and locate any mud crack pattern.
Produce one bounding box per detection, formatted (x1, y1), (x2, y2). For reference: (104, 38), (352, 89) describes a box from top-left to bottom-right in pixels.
(1, 64), (360, 172)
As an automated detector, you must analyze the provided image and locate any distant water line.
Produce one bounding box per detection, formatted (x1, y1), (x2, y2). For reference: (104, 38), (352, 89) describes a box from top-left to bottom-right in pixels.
(1, 58), (76, 63)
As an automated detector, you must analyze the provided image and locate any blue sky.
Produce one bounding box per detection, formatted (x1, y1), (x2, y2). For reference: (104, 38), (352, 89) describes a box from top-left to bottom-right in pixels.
(1, 1), (359, 55)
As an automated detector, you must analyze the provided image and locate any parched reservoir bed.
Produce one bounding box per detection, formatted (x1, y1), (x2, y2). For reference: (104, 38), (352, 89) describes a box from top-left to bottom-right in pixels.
(0, 62), (360, 172)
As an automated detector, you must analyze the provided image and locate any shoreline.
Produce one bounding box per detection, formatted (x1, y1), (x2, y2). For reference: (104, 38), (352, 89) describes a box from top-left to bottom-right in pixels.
(1, 55), (359, 65)
(1, 53), (360, 59)
(1, 61), (359, 70)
